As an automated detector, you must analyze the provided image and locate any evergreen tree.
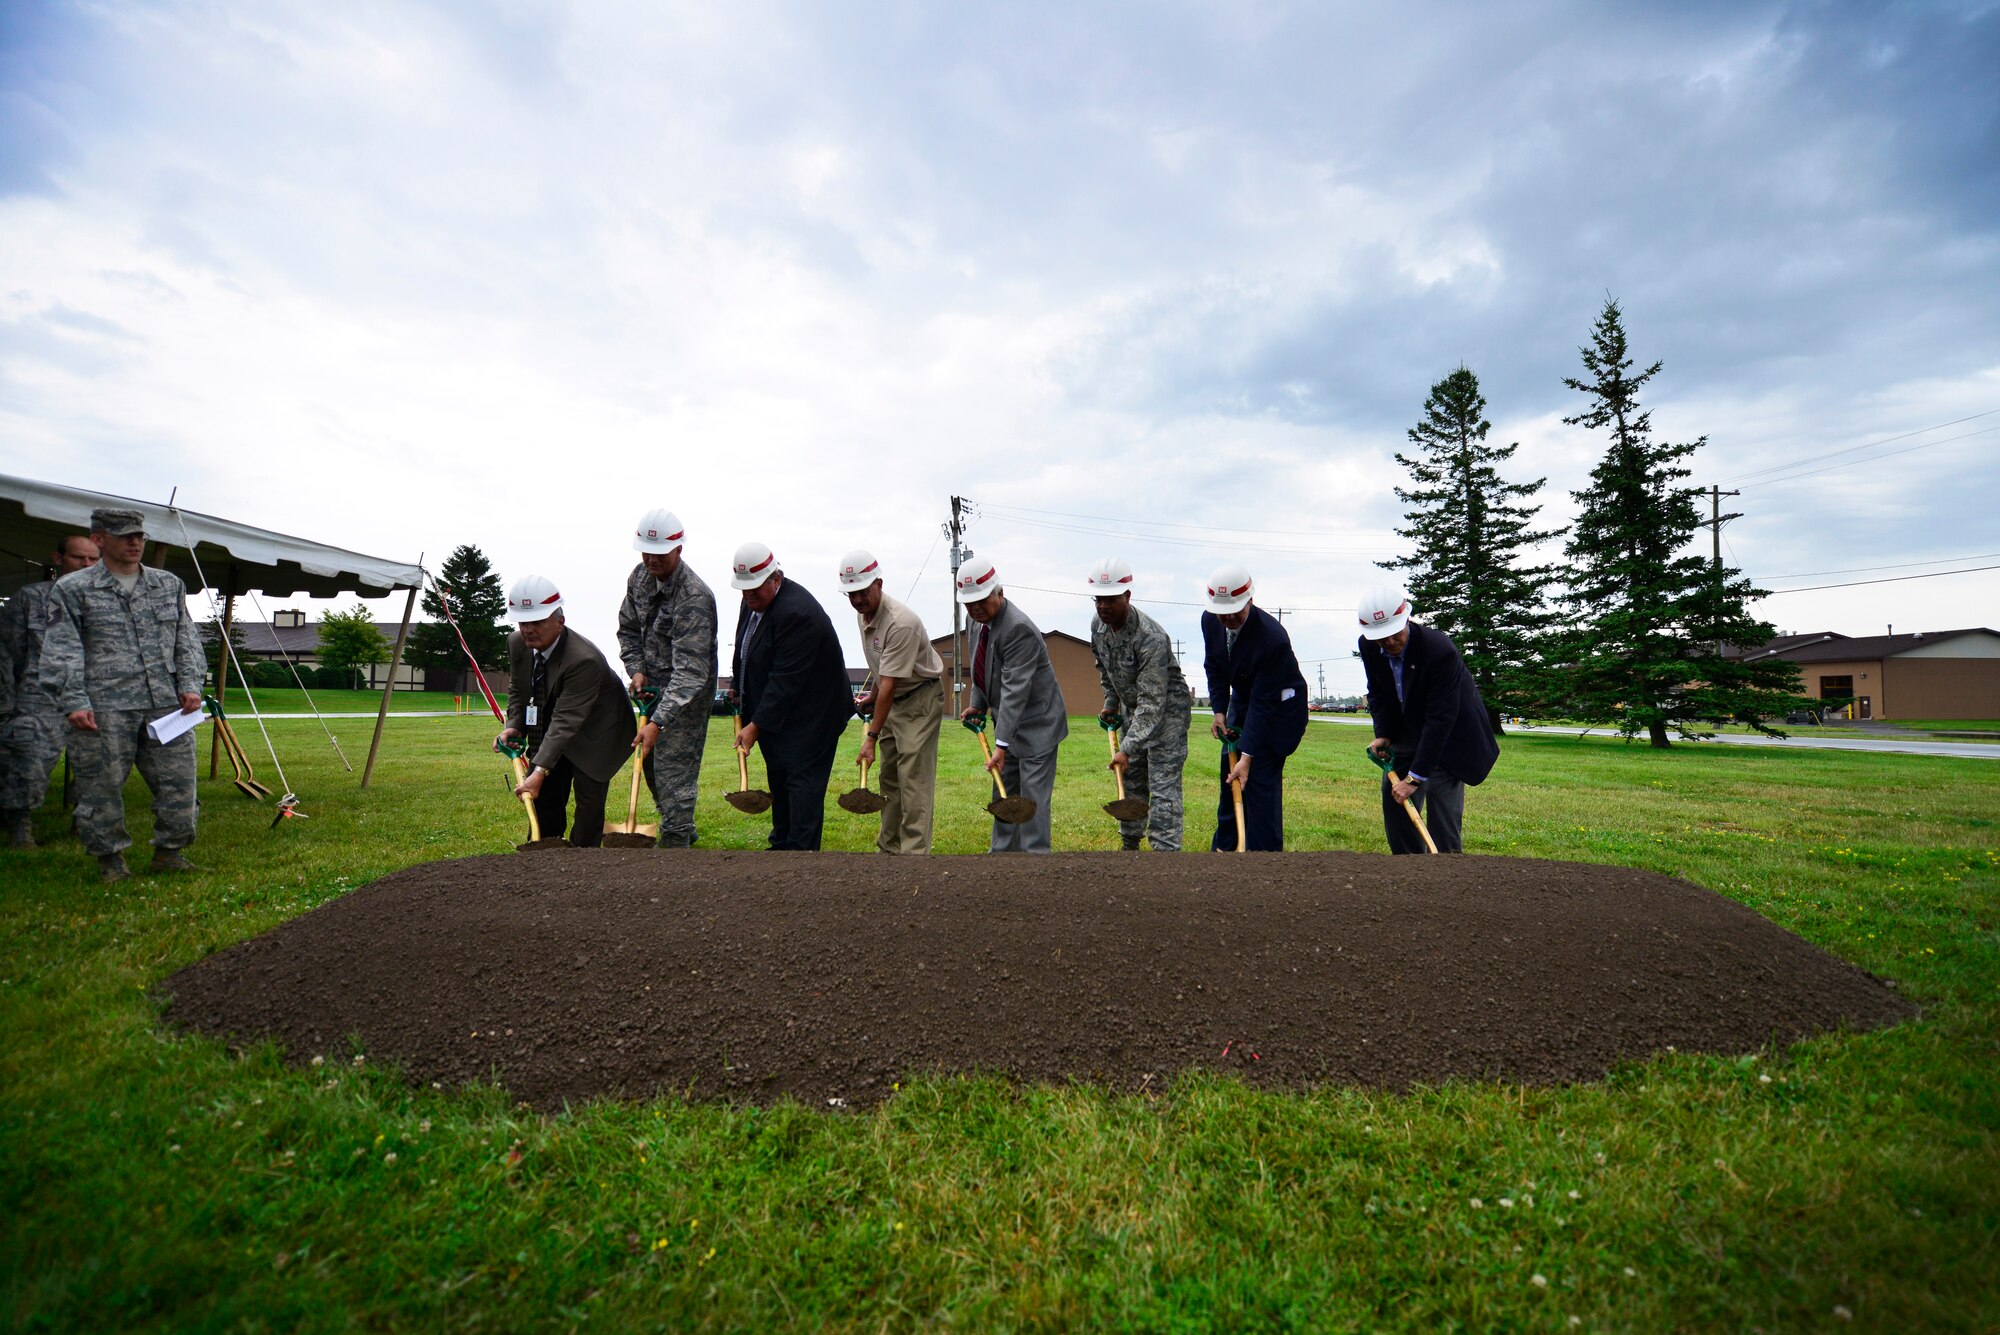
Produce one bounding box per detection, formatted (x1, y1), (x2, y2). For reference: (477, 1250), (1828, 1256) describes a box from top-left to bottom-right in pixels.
(1381, 365), (1561, 734)
(1556, 298), (1803, 747)
(316, 605), (391, 691)
(406, 545), (507, 692)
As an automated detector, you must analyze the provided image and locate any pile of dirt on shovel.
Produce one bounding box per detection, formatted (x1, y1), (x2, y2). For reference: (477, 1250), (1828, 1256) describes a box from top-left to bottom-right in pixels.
(159, 851), (1917, 1109)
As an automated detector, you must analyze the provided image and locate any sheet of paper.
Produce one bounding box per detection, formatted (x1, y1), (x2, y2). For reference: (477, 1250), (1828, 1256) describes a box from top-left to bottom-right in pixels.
(147, 706), (208, 745)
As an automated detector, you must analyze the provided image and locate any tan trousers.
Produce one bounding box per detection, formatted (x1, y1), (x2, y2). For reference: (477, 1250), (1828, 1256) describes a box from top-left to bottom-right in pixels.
(876, 677), (943, 854)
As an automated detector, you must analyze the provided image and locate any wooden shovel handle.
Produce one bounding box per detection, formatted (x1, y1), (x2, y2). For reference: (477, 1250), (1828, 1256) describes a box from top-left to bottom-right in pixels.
(736, 736), (751, 790)
(1108, 727), (1126, 801)
(510, 754), (542, 842)
(625, 755), (644, 835)
(977, 729), (1009, 799)
(1393, 771), (1440, 854)
(1232, 776), (1246, 853)
(859, 753), (872, 789)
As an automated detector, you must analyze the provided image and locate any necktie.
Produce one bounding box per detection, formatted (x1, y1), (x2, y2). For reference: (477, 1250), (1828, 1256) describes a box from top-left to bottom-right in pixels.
(1225, 627), (1238, 654)
(531, 651), (548, 716)
(972, 625), (988, 693)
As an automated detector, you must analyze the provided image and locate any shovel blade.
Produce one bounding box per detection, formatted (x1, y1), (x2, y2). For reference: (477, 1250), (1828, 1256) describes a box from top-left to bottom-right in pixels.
(987, 795), (1038, 825)
(837, 789), (886, 814)
(515, 837), (572, 852)
(1103, 798), (1150, 822)
(232, 779), (263, 801)
(725, 790), (773, 814)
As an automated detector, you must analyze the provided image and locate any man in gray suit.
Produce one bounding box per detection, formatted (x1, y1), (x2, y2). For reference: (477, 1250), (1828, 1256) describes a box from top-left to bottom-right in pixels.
(955, 559), (1069, 852)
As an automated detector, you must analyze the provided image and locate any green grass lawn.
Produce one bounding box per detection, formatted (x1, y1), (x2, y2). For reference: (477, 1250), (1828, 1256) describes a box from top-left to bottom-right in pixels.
(3, 718), (1996, 1330)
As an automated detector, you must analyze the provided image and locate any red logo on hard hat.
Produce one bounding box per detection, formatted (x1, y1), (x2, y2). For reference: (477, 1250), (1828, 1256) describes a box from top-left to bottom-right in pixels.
(540, 592), (560, 605)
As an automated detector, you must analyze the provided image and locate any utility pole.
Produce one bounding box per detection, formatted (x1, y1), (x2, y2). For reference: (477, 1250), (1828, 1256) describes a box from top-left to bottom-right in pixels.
(1173, 637), (1186, 666)
(945, 496), (971, 711)
(1318, 663), (1326, 702)
(1702, 485), (1742, 656)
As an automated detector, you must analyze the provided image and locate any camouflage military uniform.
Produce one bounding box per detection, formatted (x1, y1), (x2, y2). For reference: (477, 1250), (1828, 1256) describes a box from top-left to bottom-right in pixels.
(0, 581), (73, 824)
(39, 563), (207, 858)
(616, 559), (719, 847)
(1091, 605), (1191, 850)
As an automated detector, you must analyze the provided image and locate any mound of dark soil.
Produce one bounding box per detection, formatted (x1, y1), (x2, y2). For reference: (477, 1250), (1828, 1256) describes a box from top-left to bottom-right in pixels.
(160, 851), (1915, 1109)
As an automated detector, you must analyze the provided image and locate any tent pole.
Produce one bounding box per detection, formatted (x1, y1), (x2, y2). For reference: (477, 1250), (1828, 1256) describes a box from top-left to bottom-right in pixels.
(210, 590), (236, 780)
(362, 583), (418, 788)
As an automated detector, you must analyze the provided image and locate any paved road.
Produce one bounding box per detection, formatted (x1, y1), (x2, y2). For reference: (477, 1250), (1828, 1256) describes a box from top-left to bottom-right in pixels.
(1295, 710), (2000, 760)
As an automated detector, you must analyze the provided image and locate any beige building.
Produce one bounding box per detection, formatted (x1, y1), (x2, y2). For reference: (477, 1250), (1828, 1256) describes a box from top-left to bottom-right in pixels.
(1741, 628), (2000, 720)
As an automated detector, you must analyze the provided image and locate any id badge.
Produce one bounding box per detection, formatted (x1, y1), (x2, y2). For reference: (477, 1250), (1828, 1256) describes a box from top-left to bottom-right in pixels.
(525, 704), (539, 727)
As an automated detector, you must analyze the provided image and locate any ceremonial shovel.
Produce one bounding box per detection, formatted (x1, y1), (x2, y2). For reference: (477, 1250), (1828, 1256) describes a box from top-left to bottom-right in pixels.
(1366, 744), (1438, 854)
(1100, 716), (1149, 823)
(206, 698), (272, 801)
(603, 689), (660, 847)
(1224, 734), (1246, 853)
(837, 754), (886, 815)
(724, 714), (773, 814)
(497, 738), (570, 852)
(965, 715), (1036, 824)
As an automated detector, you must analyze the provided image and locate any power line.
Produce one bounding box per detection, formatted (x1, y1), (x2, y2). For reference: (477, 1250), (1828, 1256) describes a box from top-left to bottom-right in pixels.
(977, 500), (1397, 539)
(1717, 408), (2000, 484)
(1736, 425), (1999, 489)
(1755, 551), (2000, 581)
(1757, 562), (2000, 596)
(983, 512), (1387, 557)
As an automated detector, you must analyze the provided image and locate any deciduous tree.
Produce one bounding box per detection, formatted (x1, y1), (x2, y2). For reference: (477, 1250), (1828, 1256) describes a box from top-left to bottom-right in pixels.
(317, 605), (391, 691)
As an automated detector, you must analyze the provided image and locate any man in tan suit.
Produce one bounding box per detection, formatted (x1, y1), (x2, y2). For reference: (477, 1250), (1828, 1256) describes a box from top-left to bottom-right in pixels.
(495, 574), (636, 847)
(838, 548), (944, 854)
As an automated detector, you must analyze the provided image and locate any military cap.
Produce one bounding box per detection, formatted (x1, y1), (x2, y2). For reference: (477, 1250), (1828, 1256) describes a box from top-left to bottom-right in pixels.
(90, 507), (146, 536)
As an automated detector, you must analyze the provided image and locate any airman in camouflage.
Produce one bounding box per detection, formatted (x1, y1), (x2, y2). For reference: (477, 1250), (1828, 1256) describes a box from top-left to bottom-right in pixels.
(37, 509), (207, 881)
(619, 510), (719, 848)
(1087, 560), (1191, 851)
(0, 533), (101, 845)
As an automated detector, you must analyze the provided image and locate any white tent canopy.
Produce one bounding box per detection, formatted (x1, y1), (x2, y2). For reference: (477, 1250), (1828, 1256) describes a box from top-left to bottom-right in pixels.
(1, 473), (423, 598)
(2, 472), (427, 787)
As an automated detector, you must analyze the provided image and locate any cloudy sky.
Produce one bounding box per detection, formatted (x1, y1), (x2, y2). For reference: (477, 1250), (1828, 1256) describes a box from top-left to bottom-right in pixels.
(3, 0), (1996, 693)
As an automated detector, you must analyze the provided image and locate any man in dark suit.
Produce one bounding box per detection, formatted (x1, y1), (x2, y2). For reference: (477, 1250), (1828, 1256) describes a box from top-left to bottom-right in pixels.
(497, 574), (638, 847)
(1356, 584), (1498, 854)
(1200, 563), (1309, 851)
(954, 559), (1069, 852)
(729, 541), (853, 850)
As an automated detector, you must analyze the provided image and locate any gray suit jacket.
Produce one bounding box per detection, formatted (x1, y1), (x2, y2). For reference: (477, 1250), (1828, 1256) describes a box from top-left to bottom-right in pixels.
(968, 597), (1069, 756)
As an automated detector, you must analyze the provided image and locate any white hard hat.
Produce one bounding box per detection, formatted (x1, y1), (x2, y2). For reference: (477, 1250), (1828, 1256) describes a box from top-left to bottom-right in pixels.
(1085, 556), (1135, 596)
(729, 540), (781, 590)
(836, 548), (883, 593)
(1357, 584), (1411, 639)
(632, 508), (685, 555)
(954, 558), (1001, 605)
(1205, 563), (1254, 614)
(505, 574), (565, 623)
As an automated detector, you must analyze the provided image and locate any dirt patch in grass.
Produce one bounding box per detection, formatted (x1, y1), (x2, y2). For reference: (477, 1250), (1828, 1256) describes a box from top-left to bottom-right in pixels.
(160, 851), (1917, 1109)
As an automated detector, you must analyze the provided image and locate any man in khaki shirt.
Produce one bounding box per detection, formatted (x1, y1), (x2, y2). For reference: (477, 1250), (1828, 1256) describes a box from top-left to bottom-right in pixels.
(838, 549), (944, 854)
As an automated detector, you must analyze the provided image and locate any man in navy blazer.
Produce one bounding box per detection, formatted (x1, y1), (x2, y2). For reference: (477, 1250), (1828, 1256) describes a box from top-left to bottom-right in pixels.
(729, 541), (853, 850)
(1200, 564), (1309, 851)
(1356, 584), (1498, 854)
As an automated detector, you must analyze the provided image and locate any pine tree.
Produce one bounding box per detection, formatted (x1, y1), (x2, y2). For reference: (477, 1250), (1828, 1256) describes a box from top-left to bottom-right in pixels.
(1556, 299), (1803, 746)
(406, 545), (507, 693)
(1381, 365), (1561, 733)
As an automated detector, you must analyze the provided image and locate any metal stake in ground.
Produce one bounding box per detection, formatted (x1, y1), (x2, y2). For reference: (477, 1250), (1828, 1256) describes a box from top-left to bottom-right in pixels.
(1365, 744), (1438, 854)
(1100, 714), (1149, 823)
(724, 710), (773, 814)
(603, 688), (660, 847)
(498, 737), (570, 852)
(965, 713), (1035, 824)
(837, 753), (886, 815)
